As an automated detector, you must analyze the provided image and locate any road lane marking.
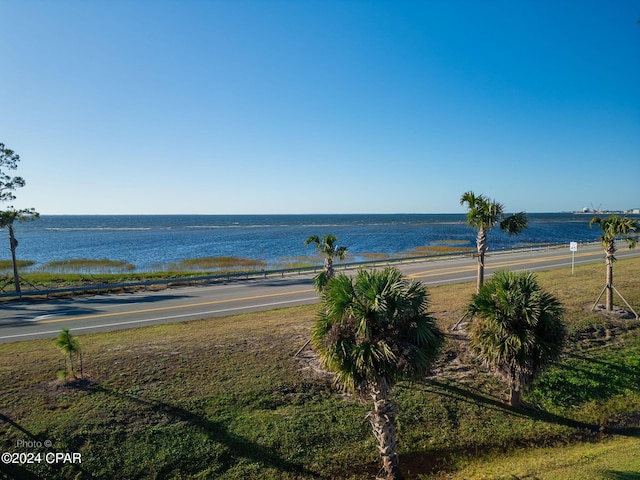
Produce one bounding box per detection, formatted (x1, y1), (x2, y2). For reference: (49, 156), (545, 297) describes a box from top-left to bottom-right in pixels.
(0, 296), (318, 341)
(32, 288), (316, 325)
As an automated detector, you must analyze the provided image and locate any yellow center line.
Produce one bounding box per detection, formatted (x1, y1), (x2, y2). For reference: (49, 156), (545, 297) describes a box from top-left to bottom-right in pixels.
(407, 251), (600, 279)
(37, 288), (316, 325)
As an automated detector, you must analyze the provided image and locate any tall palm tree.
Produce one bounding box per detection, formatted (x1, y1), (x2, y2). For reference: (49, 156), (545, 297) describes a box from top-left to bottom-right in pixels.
(589, 215), (638, 311)
(312, 267), (443, 480)
(305, 234), (347, 291)
(0, 207), (39, 293)
(460, 191), (528, 293)
(466, 270), (566, 408)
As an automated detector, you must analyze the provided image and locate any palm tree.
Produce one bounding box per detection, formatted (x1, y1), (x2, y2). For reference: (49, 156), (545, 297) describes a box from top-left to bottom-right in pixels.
(466, 270), (566, 408)
(589, 215), (638, 311)
(305, 234), (347, 291)
(55, 328), (82, 380)
(0, 207), (39, 293)
(312, 267), (443, 479)
(460, 191), (528, 293)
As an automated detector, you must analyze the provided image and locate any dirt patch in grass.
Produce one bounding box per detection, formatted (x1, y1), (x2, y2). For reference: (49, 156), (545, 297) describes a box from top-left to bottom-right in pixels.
(591, 303), (638, 320)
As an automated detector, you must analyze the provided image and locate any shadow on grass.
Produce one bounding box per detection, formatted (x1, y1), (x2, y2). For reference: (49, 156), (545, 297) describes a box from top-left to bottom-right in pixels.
(0, 413), (38, 440)
(531, 351), (640, 409)
(382, 380), (612, 479)
(602, 472), (640, 480)
(394, 375), (640, 477)
(0, 463), (44, 480)
(567, 352), (640, 380)
(0, 414), (48, 480)
(78, 380), (318, 479)
(423, 379), (604, 431)
(391, 379), (605, 477)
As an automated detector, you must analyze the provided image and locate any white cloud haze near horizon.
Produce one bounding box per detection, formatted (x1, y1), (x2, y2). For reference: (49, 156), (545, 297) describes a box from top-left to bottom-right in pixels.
(1, 1), (639, 215)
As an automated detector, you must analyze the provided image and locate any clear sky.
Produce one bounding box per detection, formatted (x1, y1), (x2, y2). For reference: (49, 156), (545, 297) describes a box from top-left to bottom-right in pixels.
(1, 0), (639, 215)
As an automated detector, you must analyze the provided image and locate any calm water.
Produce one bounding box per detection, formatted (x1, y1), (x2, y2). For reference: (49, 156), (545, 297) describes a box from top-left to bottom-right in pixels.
(1, 213), (633, 272)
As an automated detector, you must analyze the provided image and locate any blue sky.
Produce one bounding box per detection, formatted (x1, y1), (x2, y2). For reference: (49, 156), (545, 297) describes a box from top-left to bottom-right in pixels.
(1, 0), (639, 215)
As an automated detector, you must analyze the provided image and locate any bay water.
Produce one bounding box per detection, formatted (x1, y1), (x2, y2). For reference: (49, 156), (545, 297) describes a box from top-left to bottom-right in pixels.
(1, 213), (631, 272)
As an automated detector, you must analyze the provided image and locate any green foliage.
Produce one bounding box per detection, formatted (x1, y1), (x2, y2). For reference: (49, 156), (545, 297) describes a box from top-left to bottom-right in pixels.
(459, 191), (528, 235)
(313, 267), (443, 396)
(590, 215), (639, 255)
(304, 234), (348, 261)
(54, 328), (82, 380)
(467, 270), (566, 406)
(0, 142), (26, 202)
(305, 234), (348, 291)
(0, 207), (39, 228)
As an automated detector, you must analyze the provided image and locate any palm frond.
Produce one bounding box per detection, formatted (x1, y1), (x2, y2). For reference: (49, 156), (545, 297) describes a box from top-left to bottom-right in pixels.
(500, 212), (528, 236)
(467, 270), (566, 396)
(312, 267), (443, 394)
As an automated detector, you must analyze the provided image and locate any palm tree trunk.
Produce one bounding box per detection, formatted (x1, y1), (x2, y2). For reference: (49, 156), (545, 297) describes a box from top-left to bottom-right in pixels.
(8, 225), (21, 293)
(605, 251), (614, 311)
(368, 378), (403, 480)
(324, 257), (334, 283)
(476, 229), (487, 293)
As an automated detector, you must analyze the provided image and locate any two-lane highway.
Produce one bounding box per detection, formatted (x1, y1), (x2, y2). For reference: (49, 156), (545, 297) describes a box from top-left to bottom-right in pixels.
(1, 243), (637, 343)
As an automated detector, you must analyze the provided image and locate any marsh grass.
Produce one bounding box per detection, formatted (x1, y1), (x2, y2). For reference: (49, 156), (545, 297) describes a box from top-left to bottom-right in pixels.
(0, 259), (35, 272)
(8, 256), (273, 290)
(43, 258), (136, 274)
(165, 256), (267, 271)
(0, 258), (639, 479)
(357, 243), (474, 261)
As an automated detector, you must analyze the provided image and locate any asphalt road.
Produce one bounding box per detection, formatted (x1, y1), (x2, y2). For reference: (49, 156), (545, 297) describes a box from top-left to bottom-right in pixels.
(1, 243), (638, 343)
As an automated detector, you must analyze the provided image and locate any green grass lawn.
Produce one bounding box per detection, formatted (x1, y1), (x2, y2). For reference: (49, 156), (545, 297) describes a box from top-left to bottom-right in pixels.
(0, 258), (639, 479)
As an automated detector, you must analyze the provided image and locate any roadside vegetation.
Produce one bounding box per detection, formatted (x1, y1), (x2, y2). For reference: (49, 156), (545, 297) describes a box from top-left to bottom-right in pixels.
(0, 257), (638, 479)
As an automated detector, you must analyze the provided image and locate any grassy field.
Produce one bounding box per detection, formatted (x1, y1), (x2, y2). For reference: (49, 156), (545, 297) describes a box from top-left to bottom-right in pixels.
(0, 258), (639, 479)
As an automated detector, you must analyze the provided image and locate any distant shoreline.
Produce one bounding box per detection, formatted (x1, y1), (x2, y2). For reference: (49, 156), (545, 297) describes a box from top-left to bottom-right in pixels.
(26, 210), (640, 217)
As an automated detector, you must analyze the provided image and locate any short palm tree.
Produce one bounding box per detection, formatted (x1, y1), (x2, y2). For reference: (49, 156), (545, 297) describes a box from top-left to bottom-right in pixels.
(460, 191), (528, 293)
(312, 267), (443, 479)
(55, 328), (82, 380)
(0, 207), (39, 293)
(305, 234), (347, 291)
(589, 215), (638, 311)
(466, 270), (566, 408)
